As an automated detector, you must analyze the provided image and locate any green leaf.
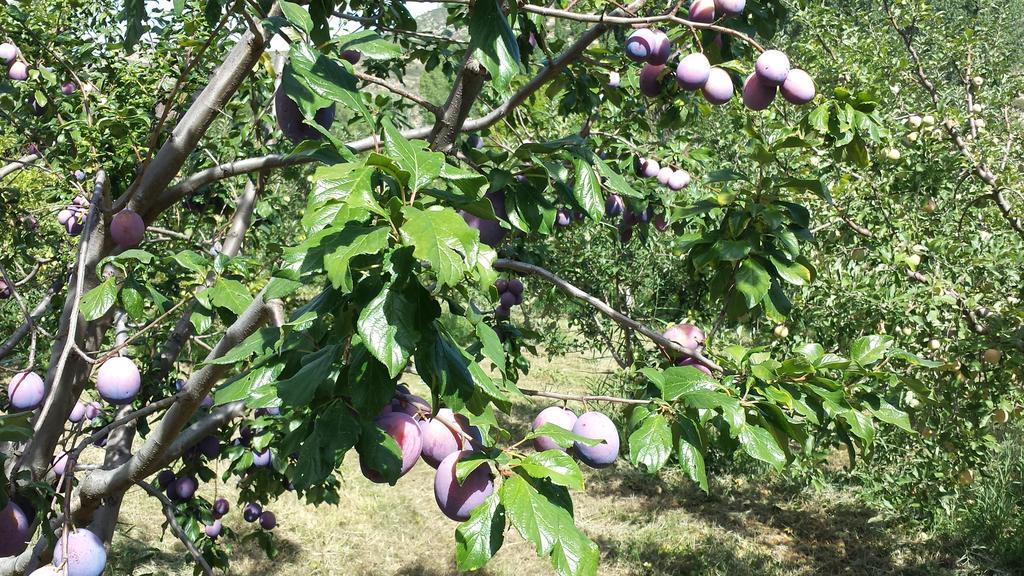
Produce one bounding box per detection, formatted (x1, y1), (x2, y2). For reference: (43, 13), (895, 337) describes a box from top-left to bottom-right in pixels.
(416, 324), (507, 411)
(123, 0), (147, 51)
(277, 345), (341, 406)
(737, 424), (786, 471)
(288, 43), (369, 124)
(871, 400), (913, 432)
(571, 158), (602, 220)
(476, 322), (506, 372)
(468, 0), (521, 91)
(628, 414), (673, 473)
(280, 1), (313, 34)
(769, 255), (814, 286)
(455, 493), (506, 571)
(214, 362), (285, 405)
(850, 335), (893, 367)
(841, 409), (876, 444)
(80, 277), (118, 321)
(676, 416), (708, 492)
(293, 404), (361, 489)
(346, 341), (395, 416)
(336, 30), (403, 60)
(383, 119), (444, 192)
(323, 225), (391, 291)
(594, 157), (643, 198)
(204, 327), (280, 366)
(120, 281), (146, 321)
(357, 419), (403, 485)
(0, 411), (34, 442)
(400, 206), (496, 288)
(524, 423), (603, 449)
(652, 366), (719, 401)
(208, 279), (252, 314)
(357, 275), (426, 378)
(520, 451), (585, 490)
(172, 250), (209, 276)
(734, 258), (771, 309)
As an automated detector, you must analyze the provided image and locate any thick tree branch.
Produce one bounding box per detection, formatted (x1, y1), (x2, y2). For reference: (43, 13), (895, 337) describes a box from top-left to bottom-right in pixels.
(494, 259), (724, 372)
(0, 154), (40, 181)
(136, 481), (215, 576)
(429, 54), (489, 151)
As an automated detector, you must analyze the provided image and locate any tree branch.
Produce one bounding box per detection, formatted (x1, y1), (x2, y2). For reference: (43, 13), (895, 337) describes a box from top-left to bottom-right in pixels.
(519, 387), (652, 405)
(354, 70), (443, 116)
(905, 269), (987, 335)
(493, 259), (724, 372)
(429, 53), (489, 151)
(0, 154), (40, 181)
(135, 481), (215, 576)
(0, 270), (65, 361)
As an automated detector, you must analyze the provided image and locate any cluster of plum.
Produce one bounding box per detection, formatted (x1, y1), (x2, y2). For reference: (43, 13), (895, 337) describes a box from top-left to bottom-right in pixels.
(1, 498), (108, 576)
(6, 356), (140, 415)
(56, 196), (89, 236)
(661, 322), (713, 374)
(633, 156), (692, 191)
(620, 1), (815, 109)
(361, 385), (619, 522)
(1, 41), (28, 81)
(54, 194), (147, 247)
(494, 278), (524, 320)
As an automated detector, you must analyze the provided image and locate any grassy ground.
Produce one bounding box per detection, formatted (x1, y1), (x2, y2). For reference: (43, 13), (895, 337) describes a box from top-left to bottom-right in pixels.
(99, 352), (971, 575)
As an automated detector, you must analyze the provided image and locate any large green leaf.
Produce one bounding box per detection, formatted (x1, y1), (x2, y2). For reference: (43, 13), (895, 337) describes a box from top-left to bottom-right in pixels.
(520, 450), (585, 490)
(80, 276), (118, 321)
(323, 225), (390, 292)
(628, 414), (673, 473)
(468, 0), (521, 91)
(737, 424), (786, 471)
(277, 345), (341, 406)
(416, 324), (507, 411)
(400, 206), (496, 288)
(850, 335), (893, 367)
(455, 493), (506, 571)
(293, 403), (361, 489)
(735, 258), (771, 309)
(356, 419), (404, 485)
(571, 158), (602, 220)
(208, 279), (252, 314)
(357, 274), (427, 378)
(336, 30), (403, 60)
(644, 366), (719, 401)
(676, 416), (708, 492)
(288, 42), (369, 125)
(383, 119), (444, 192)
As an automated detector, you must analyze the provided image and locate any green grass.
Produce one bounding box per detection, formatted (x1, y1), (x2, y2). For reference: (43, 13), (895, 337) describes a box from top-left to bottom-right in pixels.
(98, 351), (1004, 575)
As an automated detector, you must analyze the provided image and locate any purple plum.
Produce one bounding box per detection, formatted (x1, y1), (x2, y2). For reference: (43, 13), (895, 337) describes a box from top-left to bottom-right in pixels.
(204, 519), (222, 538)
(571, 411), (620, 468)
(243, 502), (262, 522)
(605, 194), (625, 217)
(780, 68), (816, 105)
(676, 53), (711, 90)
(531, 406), (578, 452)
(754, 49), (791, 86)
(742, 73), (777, 111)
(702, 67), (734, 104)
(419, 408), (481, 468)
(109, 210), (145, 248)
(0, 501), (30, 557)
(360, 412), (422, 483)
(95, 356), (141, 405)
(258, 511), (277, 530)
(53, 529), (107, 576)
(689, 0), (715, 23)
(274, 86), (337, 143)
(624, 28), (658, 62)
(663, 323), (706, 357)
(434, 450), (495, 521)
(668, 169), (691, 190)
(639, 64), (665, 98)
(7, 371), (45, 410)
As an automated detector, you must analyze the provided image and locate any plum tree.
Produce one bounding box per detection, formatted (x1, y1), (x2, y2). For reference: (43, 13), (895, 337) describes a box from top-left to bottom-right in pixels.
(360, 412), (422, 482)
(52, 529), (107, 576)
(109, 210), (145, 248)
(94, 357), (141, 405)
(0, 502), (29, 557)
(676, 53), (711, 90)
(433, 450), (495, 521)
(273, 87), (336, 143)
(571, 412), (620, 468)
(7, 371), (45, 411)
(701, 67), (734, 104)
(531, 406), (578, 452)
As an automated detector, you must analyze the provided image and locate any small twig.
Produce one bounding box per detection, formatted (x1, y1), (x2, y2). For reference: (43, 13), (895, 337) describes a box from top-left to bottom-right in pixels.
(354, 70), (443, 116)
(135, 480), (215, 576)
(518, 387), (652, 406)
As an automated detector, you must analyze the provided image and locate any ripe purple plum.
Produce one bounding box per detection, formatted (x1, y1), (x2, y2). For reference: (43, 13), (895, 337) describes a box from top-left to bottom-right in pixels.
(169, 476), (198, 502)
(507, 279), (524, 296)
(689, 0), (715, 22)
(495, 278), (509, 293)
(702, 67), (734, 104)
(156, 469), (175, 489)
(74, 170), (87, 181)
(624, 28), (657, 62)
(656, 166), (673, 186)
(675, 357), (713, 376)
(197, 435), (220, 459)
(204, 520), (222, 538)
(0, 501), (30, 557)
(654, 213), (669, 231)
(95, 356), (141, 405)
(0, 43), (16, 64)
(273, 86), (337, 144)
(84, 401), (102, 420)
(29, 567), (64, 576)
(754, 50), (791, 86)
(639, 64), (665, 98)
(499, 291), (517, 309)
(53, 452), (69, 477)
(780, 68), (816, 105)
(663, 323), (706, 357)
(433, 450), (495, 521)
(572, 411), (620, 468)
(8, 61), (28, 81)
(361, 412), (422, 482)
(668, 169), (691, 190)
(742, 73), (777, 111)
(252, 448), (272, 467)
(467, 134), (484, 149)
(8, 371), (45, 410)
(243, 503), (262, 523)
(258, 511), (277, 530)
(555, 208), (571, 227)
(647, 30), (672, 66)
(68, 401), (86, 423)
(605, 194), (625, 217)
(714, 0), (746, 16)
(419, 408), (481, 468)
(607, 71), (620, 87)
(61, 82), (76, 95)
(619, 211), (636, 243)
(634, 156), (660, 178)
(531, 406), (578, 452)
(494, 305), (510, 320)
(213, 498), (230, 518)
(109, 210), (145, 247)
(0, 279), (9, 299)
(340, 49), (362, 64)
(53, 529), (107, 576)
(676, 53), (711, 90)
(461, 189), (508, 247)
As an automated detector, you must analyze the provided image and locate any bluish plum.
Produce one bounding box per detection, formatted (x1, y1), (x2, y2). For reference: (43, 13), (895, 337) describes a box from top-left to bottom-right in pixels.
(499, 291), (517, 309)
(258, 511), (277, 530)
(0, 280), (10, 299)
(605, 194), (625, 217)
(754, 50), (790, 86)
(495, 278), (509, 293)
(555, 208), (571, 227)
(213, 498), (230, 518)
(633, 157), (660, 178)
(507, 279), (524, 296)
(639, 64), (665, 98)
(662, 323), (706, 357)
(656, 166), (673, 186)
(7, 371), (45, 410)
(73, 170), (87, 181)
(8, 61), (28, 81)
(95, 356), (141, 405)
(197, 435), (220, 459)
(571, 411), (620, 468)
(714, 0), (745, 16)
(668, 169), (691, 190)
(676, 53), (711, 90)
(169, 476), (198, 502)
(387, 393), (431, 417)
(689, 0), (715, 22)
(0, 501), (30, 557)
(654, 213), (669, 232)
(156, 469), (175, 489)
(461, 189), (508, 247)
(607, 71), (620, 88)
(467, 134), (484, 149)
(531, 406), (578, 452)
(647, 30), (671, 66)
(0, 43), (16, 64)
(68, 401), (86, 423)
(780, 69), (816, 105)
(274, 86), (336, 144)
(61, 82), (76, 95)
(53, 529), (107, 576)
(109, 210), (145, 248)
(742, 73), (777, 111)
(624, 28), (657, 62)
(84, 401), (102, 420)
(340, 49), (361, 64)
(701, 67), (734, 104)
(434, 450), (495, 521)
(361, 412), (422, 482)
(252, 448), (272, 467)
(243, 503), (262, 523)
(419, 408), (481, 468)
(53, 452), (69, 477)
(204, 519), (222, 538)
